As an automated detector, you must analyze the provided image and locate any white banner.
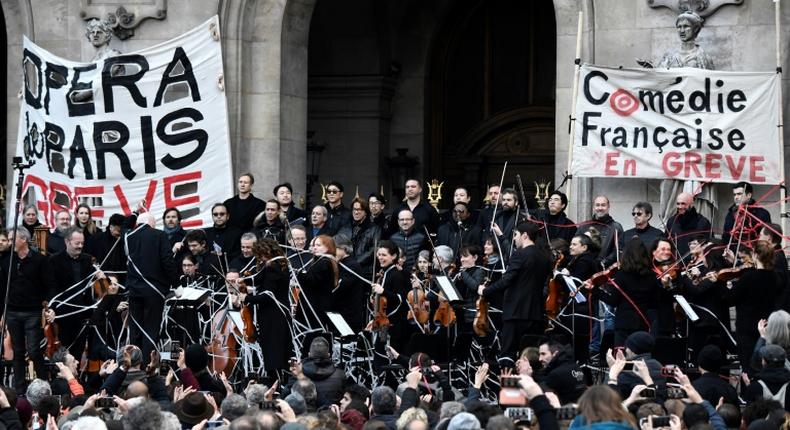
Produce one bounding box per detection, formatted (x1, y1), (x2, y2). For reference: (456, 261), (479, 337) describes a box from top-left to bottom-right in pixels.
(11, 16), (232, 229)
(571, 64), (781, 184)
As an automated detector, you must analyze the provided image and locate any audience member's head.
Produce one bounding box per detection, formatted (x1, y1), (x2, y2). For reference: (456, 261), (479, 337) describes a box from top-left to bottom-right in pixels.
(371, 386), (397, 416)
(221, 393), (249, 421)
(26, 379), (52, 410)
(625, 331), (655, 357)
(448, 412), (481, 430)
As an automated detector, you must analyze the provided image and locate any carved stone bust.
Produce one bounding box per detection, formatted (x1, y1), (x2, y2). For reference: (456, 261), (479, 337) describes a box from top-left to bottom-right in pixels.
(85, 18), (122, 62)
(657, 11), (714, 69)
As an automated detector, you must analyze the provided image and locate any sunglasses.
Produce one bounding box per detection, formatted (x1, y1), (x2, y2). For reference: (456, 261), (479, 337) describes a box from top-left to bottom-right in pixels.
(326, 189), (340, 194)
(631, 212), (644, 216)
(212, 212), (227, 216)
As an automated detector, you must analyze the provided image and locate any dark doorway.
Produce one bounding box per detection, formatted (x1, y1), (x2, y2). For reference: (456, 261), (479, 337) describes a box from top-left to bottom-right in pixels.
(427, 0), (556, 207)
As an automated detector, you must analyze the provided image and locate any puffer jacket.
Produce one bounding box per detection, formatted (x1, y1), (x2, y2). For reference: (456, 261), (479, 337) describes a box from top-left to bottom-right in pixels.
(301, 358), (346, 406)
(389, 228), (427, 270)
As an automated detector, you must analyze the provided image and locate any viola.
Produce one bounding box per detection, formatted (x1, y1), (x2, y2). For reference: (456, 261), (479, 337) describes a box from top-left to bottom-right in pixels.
(371, 271), (390, 331)
(407, 269), (430, 331)
(546, 252), (566, 320)
(41, 301), (61, 358)
(433, 266), (457, 327)
(473, 276), (491, 337)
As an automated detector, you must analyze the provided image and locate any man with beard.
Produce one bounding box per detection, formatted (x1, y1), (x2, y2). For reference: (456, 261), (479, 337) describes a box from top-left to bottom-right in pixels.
(163, 207), (187, 255)
(529, 190), (577, 243)
(368, 193), (391, 238)
(274, 182), (307, 224)
(324, 181), (352, 236)
(230, 233), (257, 273)
(224, 173), (266, 232)
(722, 182), (771, 249)
(205, 203), (243, 261)
(47, 210), (72, 255)
(389, 210), (428, 271)
(338, 198), (380, 280)
(536, 339), (585, 404)
(665, 192), (711, 257)
(253, 199), (286, 245)
(619, 202), (664, 253)
(577, 196), (623, 266)
(477, 185), (501, 233)
(389, 179), (441, 236)
(47, 227), (97, 358)
(489, 189), (522, 261)
(437, 202), (482, 261)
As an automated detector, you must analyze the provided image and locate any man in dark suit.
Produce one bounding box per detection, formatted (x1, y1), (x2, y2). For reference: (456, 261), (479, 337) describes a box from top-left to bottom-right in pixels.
(125, 212), (179, 363)
(478, 222), (551, 361)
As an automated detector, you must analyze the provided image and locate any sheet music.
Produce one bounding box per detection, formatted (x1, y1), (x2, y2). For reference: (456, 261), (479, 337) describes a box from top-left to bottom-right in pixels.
(228, 311), (245, 330)
(562, 275), (586, 303)
(435, 275), (461, 302)
(674, 295), (699, 322)
(172, 287), (210, 301)
(326, 312), (355, 337)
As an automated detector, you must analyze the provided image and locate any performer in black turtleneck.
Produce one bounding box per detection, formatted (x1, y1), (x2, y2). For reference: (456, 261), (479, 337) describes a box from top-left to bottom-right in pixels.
(437, 202), (482, 264)
(338, 198), (381, 281)
(528, 190), (577, 243)
(664, 192), (711, 257)
(576, 196), (623, 266)
(618, 202), (664, 256)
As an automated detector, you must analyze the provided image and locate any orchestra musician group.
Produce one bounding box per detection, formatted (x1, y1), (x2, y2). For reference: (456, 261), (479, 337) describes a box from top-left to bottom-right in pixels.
(1, 175), (787, 392)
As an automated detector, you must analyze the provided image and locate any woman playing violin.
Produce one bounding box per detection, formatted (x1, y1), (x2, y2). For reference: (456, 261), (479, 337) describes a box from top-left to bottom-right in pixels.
(370, 241), (411, 351)
(556, 234), (599, 360)
(232, 238), (293, 373)
(593, 237), (661, 346)
(452, 245), (487, 332)
(296, 235), (339, 328)
(724, 240), (781, 375)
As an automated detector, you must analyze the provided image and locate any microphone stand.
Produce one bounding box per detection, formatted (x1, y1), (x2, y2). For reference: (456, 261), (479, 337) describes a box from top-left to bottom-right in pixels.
(1, 157), (36, 360)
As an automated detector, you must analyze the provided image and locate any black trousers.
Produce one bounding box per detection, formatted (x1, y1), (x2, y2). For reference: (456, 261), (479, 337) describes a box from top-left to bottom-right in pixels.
(7, 310), (45, 392)
(128, 295), (165, 364)
(499, 319), (545, 361)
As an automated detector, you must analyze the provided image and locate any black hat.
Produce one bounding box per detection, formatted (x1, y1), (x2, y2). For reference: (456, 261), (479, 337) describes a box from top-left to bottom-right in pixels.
(184, 344), (209, 372)
(174, 392), (214, 425)
(761, 344), (787, 366)
(274, 182), (294, 196)
(696, 345), (723, 372)
(625, 331), (655, 355)
(108, 214), (125, 227)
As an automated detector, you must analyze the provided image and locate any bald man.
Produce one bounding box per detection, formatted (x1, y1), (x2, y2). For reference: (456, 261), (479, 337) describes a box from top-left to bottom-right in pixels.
(126, 210), (179, 363)
(664, 192), (711, 256)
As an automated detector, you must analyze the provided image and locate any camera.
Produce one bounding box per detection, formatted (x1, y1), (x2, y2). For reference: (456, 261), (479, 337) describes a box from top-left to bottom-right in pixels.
(95, 397), (116, 409)
(499, 376), (527, 406)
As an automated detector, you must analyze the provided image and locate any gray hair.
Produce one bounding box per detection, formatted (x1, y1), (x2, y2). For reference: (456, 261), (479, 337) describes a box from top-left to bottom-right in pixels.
(312, 205), (327, 217)
(72, 416), (108, 430)
(448, 412), (482, 430)
(159, 412), (181, 430)
(284, 392), (306, 416)
(116, 345), (143, 368)
(23, 204), (38, 215)
(137, 212), (156, 228)
(292, 379), (317, 406)
(766, 310), (790, 350)
(221, 393), (249, 421)
(435, 245), (454, 266)
(26, 379), (52, 410)
(122, 400), (162, 430)
(64, 226), (84, 241)
(13, 227), (31, 242)
(371, 386), (397, 415)
(440, 401), (466, 421)
(244, 383), (268, 406)
(241, 232), (258, 243)
(334, 234), (353, 254)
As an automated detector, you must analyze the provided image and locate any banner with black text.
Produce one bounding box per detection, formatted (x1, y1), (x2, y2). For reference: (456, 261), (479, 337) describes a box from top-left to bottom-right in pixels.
(571, 64), (781, 184)
(12, 16), (232, 229)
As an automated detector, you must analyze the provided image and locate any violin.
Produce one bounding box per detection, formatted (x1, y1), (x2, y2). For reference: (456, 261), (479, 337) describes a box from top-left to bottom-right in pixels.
(587, 263), (620, 288)
(89, 257), (110, 299)
(546, 252), (566, 320)
(371, 271), (390, 331)
(433, 265), (457, 327)
(237, 271), (256, 343)
(714, 264), (752, 282)
(41, 301), (61, 358)
(473, 276), (491, 337)
(408, 269), (430, 331)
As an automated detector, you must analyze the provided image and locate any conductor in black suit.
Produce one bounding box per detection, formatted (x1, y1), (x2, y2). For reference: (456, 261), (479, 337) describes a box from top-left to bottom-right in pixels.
(125, 211), (179, 363)
(478, 222), (551, 361)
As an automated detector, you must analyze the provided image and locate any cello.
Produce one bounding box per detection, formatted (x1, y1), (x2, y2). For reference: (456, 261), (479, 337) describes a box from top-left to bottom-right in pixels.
(206, 308), (238, 374)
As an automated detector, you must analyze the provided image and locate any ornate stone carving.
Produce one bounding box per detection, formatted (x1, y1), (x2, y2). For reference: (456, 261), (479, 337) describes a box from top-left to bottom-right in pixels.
(646, 0), (743, 18)
(80, 0), (167, 40)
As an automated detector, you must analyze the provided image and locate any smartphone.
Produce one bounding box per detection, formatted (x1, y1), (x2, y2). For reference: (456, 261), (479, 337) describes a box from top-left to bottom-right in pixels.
(641, 387), (656, 398)
(260, 401), (281, 411)
(556, 406), (579, 421)
(171, 341), (181, 360)
(622, 361), (634, 371)
(660, 365), (677, 377)
(651, 416), (672, 427)
(504, 407), (534, 422)
(206, 420), (224, 429)
(499, 377), (527, 406)
(667, 387), (688, 399)
(159, 359), (175, 375)
(95, 396), (116, 408)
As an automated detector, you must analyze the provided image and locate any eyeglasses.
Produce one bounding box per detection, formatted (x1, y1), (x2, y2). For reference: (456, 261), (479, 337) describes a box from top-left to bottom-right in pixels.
(326, 189), (340, 194)
(453, 209), (467, 214)
(369, 201), (382, 205)
(212, 212), (227, 216)
(398, 218), (414, 222)
(352, 208), (365, 212)
(631, 212), (644, 216)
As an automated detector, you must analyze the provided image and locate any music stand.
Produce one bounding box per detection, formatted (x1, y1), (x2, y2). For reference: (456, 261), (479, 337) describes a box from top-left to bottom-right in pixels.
(326, 312), (356, 366)
(434, 276), (462, 302)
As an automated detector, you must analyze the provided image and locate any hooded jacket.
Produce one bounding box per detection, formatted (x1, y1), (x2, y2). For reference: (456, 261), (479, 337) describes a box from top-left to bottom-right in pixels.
(301, 357), (345, 406)
(745, 365), (790, 410)
(540, 346), (586, 404)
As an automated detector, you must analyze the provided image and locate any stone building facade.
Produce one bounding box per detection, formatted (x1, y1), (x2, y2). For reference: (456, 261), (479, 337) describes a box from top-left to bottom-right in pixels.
(2, 0), (788, 226)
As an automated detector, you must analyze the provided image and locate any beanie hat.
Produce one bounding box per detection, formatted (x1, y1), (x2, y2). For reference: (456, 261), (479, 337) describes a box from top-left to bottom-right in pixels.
(341, 409), (367, 430)
(448, 412), (481, 430)
(761, 344), (787, 366)
(697, 345), (723, 373)
(625, 331), (655, 355)
(185, 344), (209, 372)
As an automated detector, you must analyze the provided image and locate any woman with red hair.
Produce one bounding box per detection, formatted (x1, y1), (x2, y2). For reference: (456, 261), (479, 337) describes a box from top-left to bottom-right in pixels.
(296, 235), (339, 329)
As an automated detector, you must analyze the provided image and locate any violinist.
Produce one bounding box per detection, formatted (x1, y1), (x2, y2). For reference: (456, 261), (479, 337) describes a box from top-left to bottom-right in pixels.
(0, 227), (53, 390)
(232, 238), (293, 373)
(477, 223), (551, 360)
(593, 237), (660, 346)
(184, 229), (223, 282)
(89, 275), (125, 361)
(332, 235), (366, 333)
(46, 227), (97, 358)
(414, 251), (432, 279)
(370, 241), (410, 351)
(556, 234), (600, 361)
(423, 246), (458, 332)
(678, 236), (730, 358)
(230, 233), (258, 274)
(296, 235), (339, 328)
(454, 246), (489, 334)
(758, 223), (790, 312)
(483, 236), (504, 284)
(651, 238), (680, 337)
(723, 240), (781, 375)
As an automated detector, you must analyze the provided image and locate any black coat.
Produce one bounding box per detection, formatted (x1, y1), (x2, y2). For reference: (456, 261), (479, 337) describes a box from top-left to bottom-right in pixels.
(483, 245), (550, 321)
(389, 200), (441, 236)
(301, 358), (346, 406)
(338, 219), (381, 279)
(125, 225), (179, 298)
(529, 210), (577, 243)
(619, 225), (664, 251)
(47, 251), (96, 314)
(389, 228), (427, 271)
(725, 269), (780, 340)
(284, 205), (308, 225)
(665, 207), (711, 256)
(86, 229), (126, 276)
(692, 372), (739, 406)
(224, 194), (267, 233)
(0, 249), (52, 312)
(296, 257), (336, 327)
(205, 225), (243, 261)
(744, 366), (790, 411)
(722, 199), (771, 248)
(325, 203), (352, 236)
(437, 220), (483, 260)
(577, 214), (623, 266)
(46, 229), (67, 255)
(597, 270), (660, 332)
(245, 262), (293, 371)
(334, 256), (366, 332)
(254, 219), (286, 245)
(540, 346), (586, 404)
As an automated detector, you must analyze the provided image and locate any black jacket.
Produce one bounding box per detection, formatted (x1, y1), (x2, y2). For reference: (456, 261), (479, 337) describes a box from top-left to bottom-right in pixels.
(47, 251), (96, 313)
(389, 228), (427, 271)
(334, 256), (366, 332)
(596, 270), (660, 331)
(325, 203), (352, 236)
(301, 357), (346, 406)
(577, 214), (624, 266)
(0, 249), (52, 312)
(297, 257), (336, 326)
(483, 245), (550, 321)
(338, 219), (381, 279)
(86, 228), (126, 276)
(125, 225), (179, 298)
(614, 353), (666, 401)
(389, 200), (441, 236)
(284, 205), (308, 225)
(540, 346), (586, 404)
(529, 209), (577, 243)
(722, 199), (771, 248)
(246, 262), (293, 371)
(205, 224), (243, 261)
(692, 372), (739, 406)
(665, 207), (711, 256)
(224, 193), (267, 233)
(725, 268), (780, 337)
(437, 219), (483, 261)
(254, 219), (286, 245)
(46, 229), (67, 255)
(744, 366), (790, 411)
(619, 225), (664, 251)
